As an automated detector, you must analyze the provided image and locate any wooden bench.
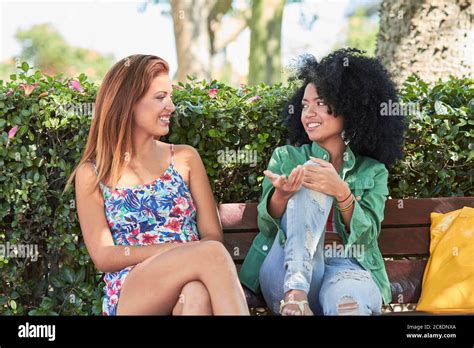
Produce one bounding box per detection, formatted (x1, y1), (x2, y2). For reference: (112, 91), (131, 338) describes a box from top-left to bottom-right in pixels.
(219, 197), (474, 314)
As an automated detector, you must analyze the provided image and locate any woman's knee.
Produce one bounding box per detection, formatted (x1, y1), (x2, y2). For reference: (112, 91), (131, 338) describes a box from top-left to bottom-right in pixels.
(289, 164), (330, 208)
(199, 240), (230, 258)
(181, 280), (209, 296)
(319, 273), (381, 316)
(198, 240), (236, 271)
(172, 280), (211, 315)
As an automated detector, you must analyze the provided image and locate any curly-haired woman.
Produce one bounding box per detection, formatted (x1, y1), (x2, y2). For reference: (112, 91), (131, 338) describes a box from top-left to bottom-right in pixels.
(67, 55), (249, 315)
(239, 48), (406, 316)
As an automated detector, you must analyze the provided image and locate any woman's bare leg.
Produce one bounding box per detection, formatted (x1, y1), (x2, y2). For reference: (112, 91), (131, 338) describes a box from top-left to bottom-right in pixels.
(172, 281), (212, 315)
(116, 240), (249, 315)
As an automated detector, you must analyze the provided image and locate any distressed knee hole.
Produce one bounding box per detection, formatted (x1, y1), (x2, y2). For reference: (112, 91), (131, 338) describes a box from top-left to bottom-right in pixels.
(304, 228), (316, 257)
(337, 296), (359, 315)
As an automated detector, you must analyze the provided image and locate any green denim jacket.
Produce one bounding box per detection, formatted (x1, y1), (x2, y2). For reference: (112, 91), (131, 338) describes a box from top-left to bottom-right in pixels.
(239, 141), (392, 305)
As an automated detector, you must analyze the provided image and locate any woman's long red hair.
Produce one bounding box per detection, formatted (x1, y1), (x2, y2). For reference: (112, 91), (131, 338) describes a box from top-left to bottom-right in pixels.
(65, 54), (169, 191)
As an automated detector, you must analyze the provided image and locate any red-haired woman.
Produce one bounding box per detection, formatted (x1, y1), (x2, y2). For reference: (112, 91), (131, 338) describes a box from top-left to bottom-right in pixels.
(67, 55), (249, 315)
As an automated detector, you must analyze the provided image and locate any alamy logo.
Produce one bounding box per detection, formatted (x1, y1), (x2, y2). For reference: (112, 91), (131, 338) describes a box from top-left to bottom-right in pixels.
(217, 147), (257, 167)
(0, 242), (39, 261)
(18, 322), (56, 341)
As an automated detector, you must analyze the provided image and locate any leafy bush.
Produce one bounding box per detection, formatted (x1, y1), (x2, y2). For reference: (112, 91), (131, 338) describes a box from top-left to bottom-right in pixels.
(0, 64), (471, 315)
(166, 77), (292, 202)
(0, 63), (101, 315)
(389, 75), (473, 198)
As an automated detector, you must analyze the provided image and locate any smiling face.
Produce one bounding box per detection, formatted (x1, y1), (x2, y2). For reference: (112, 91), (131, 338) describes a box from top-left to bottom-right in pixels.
(132, 74), (176, 138)
(301, 83), (344, 144)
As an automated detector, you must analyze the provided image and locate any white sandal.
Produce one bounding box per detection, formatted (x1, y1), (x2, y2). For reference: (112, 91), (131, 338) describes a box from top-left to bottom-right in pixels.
(279, 299), (309, 315)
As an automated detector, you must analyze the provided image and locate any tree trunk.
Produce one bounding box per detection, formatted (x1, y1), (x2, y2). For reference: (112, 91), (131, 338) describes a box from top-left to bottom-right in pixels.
(171, 0), (212, 81)
(376, 0), (472, 85)
(248, 0), (286, 85)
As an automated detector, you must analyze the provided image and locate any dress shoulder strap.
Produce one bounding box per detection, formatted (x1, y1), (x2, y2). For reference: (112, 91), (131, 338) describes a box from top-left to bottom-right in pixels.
(170, 144), (175, 167)
(87, 159), (105, 189)
(87, 159), (99, 176)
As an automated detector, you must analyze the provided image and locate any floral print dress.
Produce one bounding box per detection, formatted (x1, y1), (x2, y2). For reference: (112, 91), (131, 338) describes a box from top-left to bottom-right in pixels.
(90, 144), (200, 315)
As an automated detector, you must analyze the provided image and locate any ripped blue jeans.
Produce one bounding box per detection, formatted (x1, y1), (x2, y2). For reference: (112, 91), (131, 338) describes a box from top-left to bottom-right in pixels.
(259, 160), (382, 315)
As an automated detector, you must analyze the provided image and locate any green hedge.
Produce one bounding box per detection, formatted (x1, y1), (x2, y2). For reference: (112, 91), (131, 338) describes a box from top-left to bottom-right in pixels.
(165, 77), (292, 202)
(0, 64), (101, 315)
(389, 75), (474, 198)
(0, 64), (472, 315)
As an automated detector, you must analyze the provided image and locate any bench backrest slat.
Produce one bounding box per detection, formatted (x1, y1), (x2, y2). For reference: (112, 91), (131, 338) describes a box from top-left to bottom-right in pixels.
(382, 197), (474, 226)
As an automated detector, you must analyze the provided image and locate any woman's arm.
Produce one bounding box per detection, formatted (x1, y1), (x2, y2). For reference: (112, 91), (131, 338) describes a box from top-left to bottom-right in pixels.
(266, 167), (304, 219)
(267, 189), (291, 219)
(75, 163), (187, 273)
(335, 181), (354, 233)
(175, 145), (223, 242)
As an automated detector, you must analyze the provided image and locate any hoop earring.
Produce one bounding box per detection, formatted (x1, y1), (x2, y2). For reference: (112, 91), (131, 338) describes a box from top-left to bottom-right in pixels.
(341, 130), (350, 146)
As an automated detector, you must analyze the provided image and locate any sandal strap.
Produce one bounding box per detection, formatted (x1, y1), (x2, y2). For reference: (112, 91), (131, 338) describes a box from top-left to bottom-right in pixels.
(279, 299), (309, 315)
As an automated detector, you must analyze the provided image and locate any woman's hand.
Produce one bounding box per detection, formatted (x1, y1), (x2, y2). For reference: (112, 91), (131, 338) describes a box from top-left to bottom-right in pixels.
(264, 165), (304, 199)
(302, 157), (350, 200)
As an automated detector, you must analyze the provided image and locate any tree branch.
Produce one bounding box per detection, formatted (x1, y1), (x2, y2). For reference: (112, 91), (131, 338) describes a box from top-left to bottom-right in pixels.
(212, 9), (251, 53)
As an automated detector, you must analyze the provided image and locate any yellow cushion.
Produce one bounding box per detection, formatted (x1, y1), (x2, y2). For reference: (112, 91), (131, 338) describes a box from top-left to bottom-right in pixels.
(417, 206), (474, 313)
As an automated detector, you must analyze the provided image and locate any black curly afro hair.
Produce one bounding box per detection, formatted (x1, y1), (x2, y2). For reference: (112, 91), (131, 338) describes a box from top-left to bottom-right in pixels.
(283, 48), (406, 168)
